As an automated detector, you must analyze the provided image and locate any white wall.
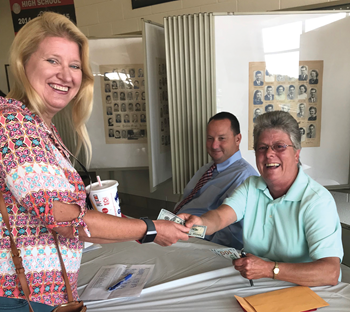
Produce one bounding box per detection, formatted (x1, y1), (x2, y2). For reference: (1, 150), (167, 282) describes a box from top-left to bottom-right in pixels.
(72, 0), (340, 38)
(1, 0), (349, 225)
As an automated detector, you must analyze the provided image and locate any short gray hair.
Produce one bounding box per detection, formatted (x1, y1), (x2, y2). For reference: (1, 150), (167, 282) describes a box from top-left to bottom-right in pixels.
(253, 111), (301, 163)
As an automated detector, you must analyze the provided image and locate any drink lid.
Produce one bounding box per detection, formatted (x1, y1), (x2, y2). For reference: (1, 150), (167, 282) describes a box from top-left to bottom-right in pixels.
(86, 180), (119, 191)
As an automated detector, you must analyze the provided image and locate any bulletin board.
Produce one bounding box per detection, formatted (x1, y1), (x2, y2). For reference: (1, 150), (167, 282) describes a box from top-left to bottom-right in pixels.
(214, 12), (350, 188)
(101, 63), (147, 144)
(248, 60), (324, 149)
(87, 37), (148, 168)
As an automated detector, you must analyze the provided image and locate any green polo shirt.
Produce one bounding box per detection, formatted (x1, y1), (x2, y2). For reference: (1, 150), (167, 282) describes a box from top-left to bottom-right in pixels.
(224, 167), (343, 265)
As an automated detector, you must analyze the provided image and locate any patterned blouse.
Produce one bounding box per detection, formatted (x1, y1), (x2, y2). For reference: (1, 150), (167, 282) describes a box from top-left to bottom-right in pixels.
(0, 97), (90, 306)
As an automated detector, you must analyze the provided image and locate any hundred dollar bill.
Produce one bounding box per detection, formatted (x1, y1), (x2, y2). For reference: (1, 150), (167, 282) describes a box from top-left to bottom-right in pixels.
(210, 248), (241, 260)
(157, 209), (207, 238)
(157, 208), (185, 225)
(188, 225), (207, 239)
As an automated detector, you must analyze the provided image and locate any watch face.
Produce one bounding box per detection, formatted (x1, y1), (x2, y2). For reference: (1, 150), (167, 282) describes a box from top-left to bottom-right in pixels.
(274, 268), (280, 274)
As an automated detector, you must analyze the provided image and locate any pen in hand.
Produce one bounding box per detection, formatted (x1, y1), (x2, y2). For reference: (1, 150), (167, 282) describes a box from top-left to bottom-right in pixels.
(108, 273), (133, 291)
(241, 250), (254, 287)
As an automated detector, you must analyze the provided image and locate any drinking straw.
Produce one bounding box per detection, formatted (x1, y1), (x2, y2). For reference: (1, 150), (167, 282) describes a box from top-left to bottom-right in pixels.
(97, 176), (102, 187)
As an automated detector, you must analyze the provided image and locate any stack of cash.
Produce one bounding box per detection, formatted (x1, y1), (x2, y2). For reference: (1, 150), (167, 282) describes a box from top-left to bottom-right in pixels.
(210, 248), (241, 260)
(157, 208), (207, 239)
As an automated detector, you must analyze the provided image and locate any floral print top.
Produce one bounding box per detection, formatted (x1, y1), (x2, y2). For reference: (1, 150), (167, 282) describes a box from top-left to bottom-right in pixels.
(0, 97), (89, 306)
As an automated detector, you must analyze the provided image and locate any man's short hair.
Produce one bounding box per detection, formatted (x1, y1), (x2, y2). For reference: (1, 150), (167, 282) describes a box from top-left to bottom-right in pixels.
(289, 85), (295, 90)
(208, 112), (240, 135)
(255, 70), (262, 77)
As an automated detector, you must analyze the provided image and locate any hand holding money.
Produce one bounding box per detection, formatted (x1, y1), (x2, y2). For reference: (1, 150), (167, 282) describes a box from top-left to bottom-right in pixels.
(157, 209), (207, 239)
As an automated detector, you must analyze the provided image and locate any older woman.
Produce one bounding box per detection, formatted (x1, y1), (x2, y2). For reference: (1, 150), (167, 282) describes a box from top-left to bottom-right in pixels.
(182, 111), (343, 286)
(0, 12), (188, 311)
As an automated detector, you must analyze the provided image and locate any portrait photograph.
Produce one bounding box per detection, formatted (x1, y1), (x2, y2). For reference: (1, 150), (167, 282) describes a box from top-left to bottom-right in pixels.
(307, 124), (316, 139)
(264, 86), (274, 101)
(253, 70), (264, 86)
(308, 88), (317, 103)
(309, 69), (319, 84)
(299, 65), (308, 81)
(308, 106), (317, 121)
(253, 90), (263, 105)
(298, 84), (308, 100)
(275, 85), (285, 101)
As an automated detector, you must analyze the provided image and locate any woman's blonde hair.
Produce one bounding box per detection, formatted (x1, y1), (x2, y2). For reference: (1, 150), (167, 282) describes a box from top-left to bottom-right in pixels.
(7, 12), (93, 166)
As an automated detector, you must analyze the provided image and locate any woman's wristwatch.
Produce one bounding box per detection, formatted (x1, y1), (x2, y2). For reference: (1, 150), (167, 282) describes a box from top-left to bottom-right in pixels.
(139, 217), (157, 243)
(273, 262), (279, 279)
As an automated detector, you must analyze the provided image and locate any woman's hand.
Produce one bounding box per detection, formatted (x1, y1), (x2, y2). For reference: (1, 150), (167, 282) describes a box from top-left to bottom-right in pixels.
(233, 253), (273, 280)
(233, 254), (340, 286)
(153, 220), (189, 246)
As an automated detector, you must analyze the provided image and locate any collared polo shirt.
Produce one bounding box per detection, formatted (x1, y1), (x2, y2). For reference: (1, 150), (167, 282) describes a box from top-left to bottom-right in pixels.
(224, 167), (343, 265)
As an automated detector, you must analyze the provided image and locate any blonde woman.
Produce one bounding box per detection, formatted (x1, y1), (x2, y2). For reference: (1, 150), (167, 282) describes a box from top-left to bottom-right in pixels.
(0, 12), (188, 311)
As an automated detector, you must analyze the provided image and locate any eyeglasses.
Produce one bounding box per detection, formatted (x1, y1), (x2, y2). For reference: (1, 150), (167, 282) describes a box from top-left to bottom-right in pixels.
(256, 143), (294, 153)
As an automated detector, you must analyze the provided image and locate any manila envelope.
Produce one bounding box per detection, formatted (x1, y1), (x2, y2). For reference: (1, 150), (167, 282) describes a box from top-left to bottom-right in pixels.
(235, 286), (329, 312)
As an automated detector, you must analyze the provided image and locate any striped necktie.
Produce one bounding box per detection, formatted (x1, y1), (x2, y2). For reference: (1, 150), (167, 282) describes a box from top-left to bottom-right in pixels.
(173, 163), (216, 214)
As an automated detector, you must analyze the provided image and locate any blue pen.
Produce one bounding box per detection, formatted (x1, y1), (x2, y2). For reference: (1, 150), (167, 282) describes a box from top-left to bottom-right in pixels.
(108, 274), (133, 291)
(241, 250), (254, 287)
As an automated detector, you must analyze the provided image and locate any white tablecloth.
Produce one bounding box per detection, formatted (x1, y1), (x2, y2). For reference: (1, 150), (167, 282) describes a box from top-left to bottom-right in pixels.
(78, 238), (350, 311)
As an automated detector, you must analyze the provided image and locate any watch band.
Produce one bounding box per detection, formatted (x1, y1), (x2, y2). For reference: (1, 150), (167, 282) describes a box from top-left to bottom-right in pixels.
(273, 262), (279, 279)
(139, 217), (157, 244)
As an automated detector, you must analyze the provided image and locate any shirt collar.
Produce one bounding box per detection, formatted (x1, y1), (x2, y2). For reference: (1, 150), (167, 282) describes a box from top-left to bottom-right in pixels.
(284, 166), (308, 201)
(257, 166), (308, 201)
(216, 150), (242, 173)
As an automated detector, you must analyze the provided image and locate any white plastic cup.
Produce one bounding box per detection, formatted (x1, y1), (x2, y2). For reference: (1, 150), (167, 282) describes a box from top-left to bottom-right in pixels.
(85, 180), (121, 217)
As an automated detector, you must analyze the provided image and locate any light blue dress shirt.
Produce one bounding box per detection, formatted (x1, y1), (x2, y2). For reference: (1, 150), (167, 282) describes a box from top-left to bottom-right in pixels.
(175, 151), (258, 248)
(224, 167), (343, 274)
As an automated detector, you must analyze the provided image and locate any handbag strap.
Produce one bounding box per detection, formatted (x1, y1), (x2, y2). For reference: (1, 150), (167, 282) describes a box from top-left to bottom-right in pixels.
(0, 192), (34, 312)
(0, 192), (74, 307)
(52, 231), (74, 302)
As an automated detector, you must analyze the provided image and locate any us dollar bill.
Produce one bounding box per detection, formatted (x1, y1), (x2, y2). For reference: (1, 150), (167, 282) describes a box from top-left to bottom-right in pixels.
(157, 209), (207, 238)
(157, 208), (185, 225)
(188, 225), (207, 239)
(210, 248), (241, 260)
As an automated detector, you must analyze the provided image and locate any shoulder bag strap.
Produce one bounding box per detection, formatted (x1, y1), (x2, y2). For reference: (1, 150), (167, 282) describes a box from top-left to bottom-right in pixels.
(0, 192), (34, 312)
(52, 231), (74, 302)
(0, 192), (76, 308)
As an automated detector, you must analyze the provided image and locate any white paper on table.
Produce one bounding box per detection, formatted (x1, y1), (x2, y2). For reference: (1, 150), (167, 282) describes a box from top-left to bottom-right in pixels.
(80, 264), (154, 300)
(82, 243), (102, 253)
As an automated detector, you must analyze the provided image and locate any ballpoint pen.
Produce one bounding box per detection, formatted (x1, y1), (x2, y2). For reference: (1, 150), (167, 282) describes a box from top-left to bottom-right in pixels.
(108, 273), (133, 291)
(241, 250), (254, 287)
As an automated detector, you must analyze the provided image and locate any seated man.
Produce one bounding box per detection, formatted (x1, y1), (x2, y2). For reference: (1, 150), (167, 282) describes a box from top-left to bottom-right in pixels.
(174, 112), (258, 248)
